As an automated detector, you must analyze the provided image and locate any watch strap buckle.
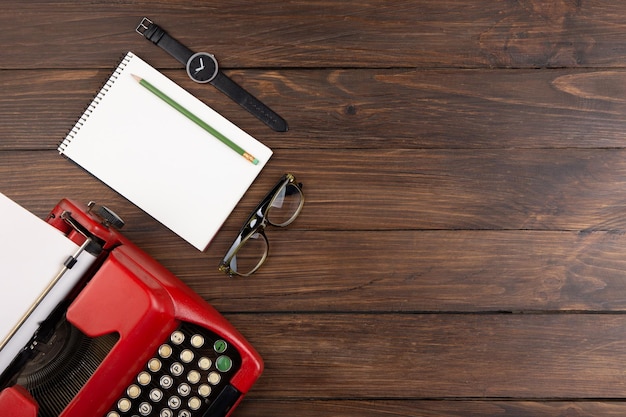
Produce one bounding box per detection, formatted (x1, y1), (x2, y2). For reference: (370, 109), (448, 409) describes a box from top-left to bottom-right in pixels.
(135, 17), (153, 35)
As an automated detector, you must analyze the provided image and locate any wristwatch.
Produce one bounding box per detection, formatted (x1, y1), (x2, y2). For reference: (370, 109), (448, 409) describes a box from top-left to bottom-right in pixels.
(136, 17), (288, 132)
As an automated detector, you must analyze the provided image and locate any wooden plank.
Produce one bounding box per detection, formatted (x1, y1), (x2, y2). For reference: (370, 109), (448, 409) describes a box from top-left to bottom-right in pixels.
(2, 1), (626, 69)
(4, 151), (626, 313)
(169, 230), (626, 314)
(0, 68), (290, 151)
(267, 148), (626, 232)
(4, 149), (626, 232)
(3, 151), (626, 314)
(226, 313), (626, 399)
(3, 68), (626, 151)
(235, 400), (626, 417)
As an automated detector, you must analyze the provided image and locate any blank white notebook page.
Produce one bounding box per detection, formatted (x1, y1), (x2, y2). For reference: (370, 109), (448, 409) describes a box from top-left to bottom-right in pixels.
(0, 193), (96, 375)
(59, 52), (272, 250)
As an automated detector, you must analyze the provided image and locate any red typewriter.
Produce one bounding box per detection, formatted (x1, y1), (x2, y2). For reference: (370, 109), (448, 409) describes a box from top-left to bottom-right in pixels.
(0, 198), (263, 417)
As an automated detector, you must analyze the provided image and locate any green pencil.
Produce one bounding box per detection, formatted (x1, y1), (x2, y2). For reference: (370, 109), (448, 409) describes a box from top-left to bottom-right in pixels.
(132, 74), (259, 165)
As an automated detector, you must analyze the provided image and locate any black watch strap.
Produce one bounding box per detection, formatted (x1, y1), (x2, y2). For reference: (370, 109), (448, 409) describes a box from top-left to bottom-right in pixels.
(136, 17), (288, 132)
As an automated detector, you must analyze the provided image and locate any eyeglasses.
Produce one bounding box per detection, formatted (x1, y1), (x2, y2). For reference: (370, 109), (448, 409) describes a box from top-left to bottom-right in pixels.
(219, 173), (304, 277)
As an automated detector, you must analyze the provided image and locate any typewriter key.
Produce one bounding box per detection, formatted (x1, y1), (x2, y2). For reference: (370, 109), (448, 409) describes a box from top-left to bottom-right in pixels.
(198, 384), (211, 397)
(191, 334), (205, 348)
(148, 358), (162, 372)
(170, 331), (185, 345)
(117, 398), (132, 412)
(178, 383), (192, 396)
(168, 395), (182, 409)
(188, 397), (202, 411)
(170, 362), (184, 376)
(137, 371), (151, 385)
(138, 402), (152, 415)
(160, 374), (174, 389)
(159, 344), (173, 358)
(187, 370), (201, 384)
(198, 357), (212, 370)
(216, 355), (233, 372)
(180, 349), (194, 363)
(208, 371), (221, 385)
(127, 384), (141, 399)
(213, 339), (227, 353)
(150, 388), (164, 402)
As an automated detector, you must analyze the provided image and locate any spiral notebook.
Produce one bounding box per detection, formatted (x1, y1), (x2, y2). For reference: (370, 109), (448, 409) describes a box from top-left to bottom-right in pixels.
(58, 51), (272, 251)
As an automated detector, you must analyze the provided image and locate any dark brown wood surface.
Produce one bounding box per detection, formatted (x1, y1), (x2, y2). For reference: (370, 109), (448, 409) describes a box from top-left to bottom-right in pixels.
(3, 1), (626, 415)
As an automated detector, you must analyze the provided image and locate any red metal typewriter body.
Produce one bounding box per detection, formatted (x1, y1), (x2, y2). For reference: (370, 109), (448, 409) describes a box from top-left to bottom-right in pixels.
(0, 199), (263, 417)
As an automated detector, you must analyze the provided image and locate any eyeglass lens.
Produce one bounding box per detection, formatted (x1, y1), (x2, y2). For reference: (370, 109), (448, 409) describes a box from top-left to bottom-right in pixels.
(230, 232), (268, 276)
(267, 182), (303, 226)
(230, 180), (303, 275)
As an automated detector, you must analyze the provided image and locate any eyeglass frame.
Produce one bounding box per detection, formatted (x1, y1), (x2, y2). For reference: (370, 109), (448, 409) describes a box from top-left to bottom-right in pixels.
(219, 173), (304, 277)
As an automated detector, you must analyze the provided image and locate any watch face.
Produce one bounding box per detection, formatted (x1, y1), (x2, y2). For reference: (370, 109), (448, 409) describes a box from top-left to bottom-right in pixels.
(186, 52), (219, 83)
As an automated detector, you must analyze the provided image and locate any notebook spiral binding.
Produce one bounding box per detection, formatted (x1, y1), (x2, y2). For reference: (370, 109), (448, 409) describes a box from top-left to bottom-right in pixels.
(57, 53), (134, 153)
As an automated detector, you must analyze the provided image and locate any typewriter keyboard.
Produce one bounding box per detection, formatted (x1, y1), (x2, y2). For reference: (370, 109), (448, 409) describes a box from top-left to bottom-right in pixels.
(106, 323), (241, 417)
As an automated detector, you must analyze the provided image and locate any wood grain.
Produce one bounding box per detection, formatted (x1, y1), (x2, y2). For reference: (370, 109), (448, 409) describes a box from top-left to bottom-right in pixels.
(226, 313), (626, 399)
(4, 69), (626, 150)
(235, 400), (626, 417)
(2, 1), (626, 69)
(184, 230), (626, 313)
(4, 149), (626, 232)
(3, 1), (626, 414)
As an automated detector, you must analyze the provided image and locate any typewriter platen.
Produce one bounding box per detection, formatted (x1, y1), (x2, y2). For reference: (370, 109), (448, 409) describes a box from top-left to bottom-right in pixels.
(0, 198), (263, 417)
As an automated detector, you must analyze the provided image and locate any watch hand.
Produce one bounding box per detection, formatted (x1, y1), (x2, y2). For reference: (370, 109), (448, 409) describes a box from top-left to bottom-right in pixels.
(195, 57), (205, 73)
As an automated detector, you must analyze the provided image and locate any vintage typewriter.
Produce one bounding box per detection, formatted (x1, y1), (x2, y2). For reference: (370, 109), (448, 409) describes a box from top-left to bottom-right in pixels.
(0, 196), (263, 417)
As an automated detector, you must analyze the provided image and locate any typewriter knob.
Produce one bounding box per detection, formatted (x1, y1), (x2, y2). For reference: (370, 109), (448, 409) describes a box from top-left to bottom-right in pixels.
(98, 205), (125, 229)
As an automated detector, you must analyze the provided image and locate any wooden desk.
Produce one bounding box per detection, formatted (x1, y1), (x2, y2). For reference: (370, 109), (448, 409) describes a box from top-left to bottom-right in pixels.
(3, 1), (626, 415)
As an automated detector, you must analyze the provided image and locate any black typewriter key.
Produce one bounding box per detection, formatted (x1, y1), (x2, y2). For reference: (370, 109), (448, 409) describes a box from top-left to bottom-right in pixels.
(179, 411), (191, 417)
(160, 409), (174, 417)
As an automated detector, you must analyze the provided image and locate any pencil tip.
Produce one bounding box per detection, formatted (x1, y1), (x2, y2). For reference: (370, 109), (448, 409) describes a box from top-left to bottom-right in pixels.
(131, 74), (141, 82)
